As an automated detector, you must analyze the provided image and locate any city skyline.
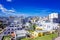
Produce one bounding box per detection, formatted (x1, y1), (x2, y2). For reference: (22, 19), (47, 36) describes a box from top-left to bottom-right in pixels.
(0, 0), (60, 17)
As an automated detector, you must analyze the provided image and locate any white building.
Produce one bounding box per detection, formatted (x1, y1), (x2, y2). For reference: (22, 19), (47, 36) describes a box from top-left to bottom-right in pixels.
(36, 20), (58, 31)
(49, 13), (58, 19)
(15, 30), (27, 38)
(49, 13), (60, 23)
(3, 18), (24, 35)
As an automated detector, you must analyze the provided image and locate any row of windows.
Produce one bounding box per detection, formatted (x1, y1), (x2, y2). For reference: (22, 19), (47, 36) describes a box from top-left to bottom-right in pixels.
(10, 25), (22, 27)
(7, 28), (22, 31)
(4, 32), (14, 34)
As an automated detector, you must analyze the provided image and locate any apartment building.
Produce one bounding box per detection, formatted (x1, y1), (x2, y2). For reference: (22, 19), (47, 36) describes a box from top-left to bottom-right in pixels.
(49, 13), (60, 23)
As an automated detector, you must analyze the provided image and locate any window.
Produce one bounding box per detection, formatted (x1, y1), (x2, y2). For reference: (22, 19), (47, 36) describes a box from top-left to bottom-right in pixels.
(4, 32), (6, 34)
(15, 26), (17, 27)
(20, 28), (22, 30)
(17, 28), (20, 30)
(15, 29), (16, 30)
(11, 32), (14, 33)
(12, 29), (14, 30)
(8, 32), (10, 34)
(10, 26), (13, 27)
(17, 28), (22, 30)
(8, 29), (10, 30)
(17, 28), (19, 30)
(40, 24), (42, 26)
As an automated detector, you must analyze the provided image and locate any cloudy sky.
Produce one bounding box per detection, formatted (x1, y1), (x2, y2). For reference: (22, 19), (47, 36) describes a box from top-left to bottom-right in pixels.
(0, 0), (60, 17)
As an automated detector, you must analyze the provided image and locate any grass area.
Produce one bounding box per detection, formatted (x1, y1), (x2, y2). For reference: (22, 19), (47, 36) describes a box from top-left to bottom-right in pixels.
(21, 33), (58, 40)
(28, 30), (34, 33)
(3, 36), (11, 40)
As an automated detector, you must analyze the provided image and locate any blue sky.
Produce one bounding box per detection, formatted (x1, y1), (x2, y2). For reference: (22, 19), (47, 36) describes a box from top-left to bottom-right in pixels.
(0, 0), (60, 16)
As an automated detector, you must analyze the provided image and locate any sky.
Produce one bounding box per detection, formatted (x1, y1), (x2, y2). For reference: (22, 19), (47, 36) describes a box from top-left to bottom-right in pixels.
(0, 0), (60, 17)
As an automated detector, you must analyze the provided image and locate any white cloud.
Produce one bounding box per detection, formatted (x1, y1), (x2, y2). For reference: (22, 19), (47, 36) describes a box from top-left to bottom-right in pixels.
(0, 4), (7, 13)
(0, 4), (17, 17)
(0, 4), (15, 14)
(0, 4), (27, 17)
(6, 0), (12, 2)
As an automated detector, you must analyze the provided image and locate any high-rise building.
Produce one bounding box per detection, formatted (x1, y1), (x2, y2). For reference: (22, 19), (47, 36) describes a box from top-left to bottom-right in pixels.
(49, 13), (60, 23)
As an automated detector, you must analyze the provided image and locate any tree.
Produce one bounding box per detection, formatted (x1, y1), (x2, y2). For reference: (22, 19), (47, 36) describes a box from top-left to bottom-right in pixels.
(32, 23), (37, 30)
(0, 20), (7, 29)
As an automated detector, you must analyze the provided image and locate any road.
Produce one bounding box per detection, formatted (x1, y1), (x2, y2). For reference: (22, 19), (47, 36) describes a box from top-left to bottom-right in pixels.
(55, 37), (60, 40)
